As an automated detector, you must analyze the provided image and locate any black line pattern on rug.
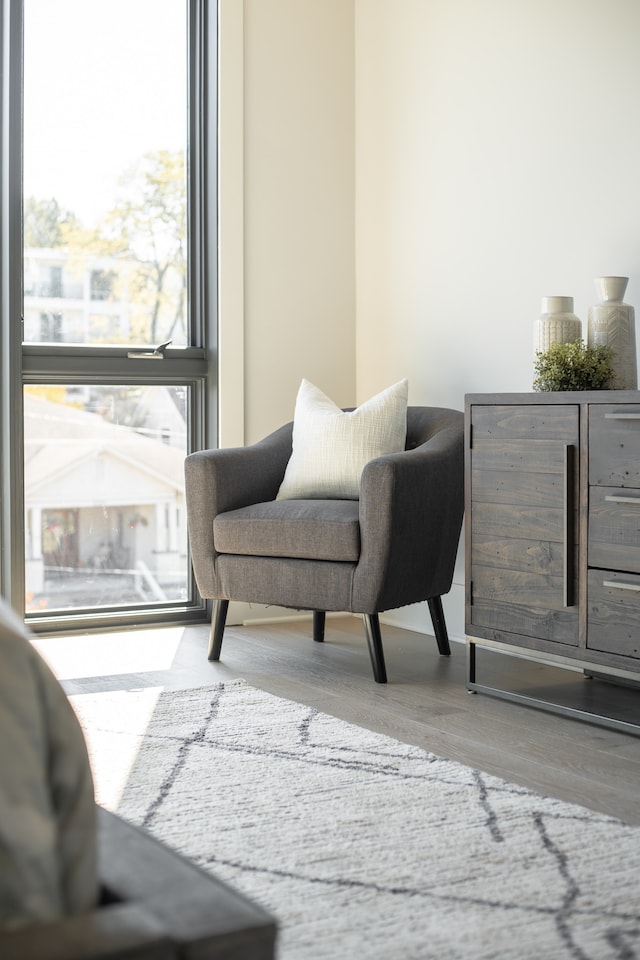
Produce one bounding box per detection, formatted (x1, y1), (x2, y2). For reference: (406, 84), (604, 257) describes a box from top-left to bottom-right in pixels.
(297, 707), (316, 745)
(140, 685), (226, 830)
(606, 925), (640, 958)
(196, 851), (640, 929)
(134, 729), (640, 951)
(138, 732), (445, 780)
(107, 684), (640, 960)
(300, 707), (444, 761)
(133, 727), (605, 827)
(473, 770), (504, 842)
(85, 686), (627, 830)
(534, 811), (587, 960)
(86, 719), (626, 833)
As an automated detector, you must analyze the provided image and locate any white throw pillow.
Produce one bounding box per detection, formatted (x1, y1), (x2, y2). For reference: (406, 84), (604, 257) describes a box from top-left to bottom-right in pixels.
(276, 378), (408, 500)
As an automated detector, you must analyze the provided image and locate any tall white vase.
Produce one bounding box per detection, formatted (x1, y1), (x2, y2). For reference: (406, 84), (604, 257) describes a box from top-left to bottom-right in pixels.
(587, 277), (637, 390)
(535, 296), (582, 354)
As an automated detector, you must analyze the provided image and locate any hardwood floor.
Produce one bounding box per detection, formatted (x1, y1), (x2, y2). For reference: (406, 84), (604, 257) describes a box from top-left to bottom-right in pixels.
(34, 615), (640, 826)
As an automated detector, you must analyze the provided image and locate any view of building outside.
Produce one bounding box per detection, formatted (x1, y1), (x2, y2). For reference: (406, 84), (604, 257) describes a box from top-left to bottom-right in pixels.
(22, 0), (192, 615)
(24, 385), (189, 612)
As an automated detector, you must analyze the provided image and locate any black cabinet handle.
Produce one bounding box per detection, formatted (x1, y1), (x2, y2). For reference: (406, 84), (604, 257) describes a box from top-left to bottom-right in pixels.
(564, 444), (575, 607)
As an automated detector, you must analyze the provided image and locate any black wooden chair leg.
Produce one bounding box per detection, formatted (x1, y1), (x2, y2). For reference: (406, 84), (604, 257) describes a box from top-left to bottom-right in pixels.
(208, 599), (229, 661)
(363, 614), (387, 683)
(428, 596), (451, 656)
(313, 611), (326, 643)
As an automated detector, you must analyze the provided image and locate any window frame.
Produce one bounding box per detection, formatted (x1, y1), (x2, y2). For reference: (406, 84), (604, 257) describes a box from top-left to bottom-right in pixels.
(0, 0), (217, 633)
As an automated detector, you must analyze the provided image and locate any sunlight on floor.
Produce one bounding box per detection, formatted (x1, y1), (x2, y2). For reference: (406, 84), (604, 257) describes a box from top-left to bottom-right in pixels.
(70, 686), (164, 810)
(31, 627), (185, 680)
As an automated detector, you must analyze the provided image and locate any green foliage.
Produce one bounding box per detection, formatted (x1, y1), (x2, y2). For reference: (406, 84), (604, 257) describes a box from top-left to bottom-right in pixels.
(533, 339), (615, 392)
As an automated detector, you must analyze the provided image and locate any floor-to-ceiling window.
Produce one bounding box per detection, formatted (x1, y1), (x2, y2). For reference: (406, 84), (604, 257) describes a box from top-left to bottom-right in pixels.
(1, 0), (216, 631)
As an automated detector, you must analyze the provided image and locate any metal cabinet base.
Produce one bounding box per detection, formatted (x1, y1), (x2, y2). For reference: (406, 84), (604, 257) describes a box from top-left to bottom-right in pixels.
(467, 636), (640, 736)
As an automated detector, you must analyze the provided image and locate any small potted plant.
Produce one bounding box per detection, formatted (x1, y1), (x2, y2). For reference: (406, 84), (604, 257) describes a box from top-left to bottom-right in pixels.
(533, 339), (615, 392)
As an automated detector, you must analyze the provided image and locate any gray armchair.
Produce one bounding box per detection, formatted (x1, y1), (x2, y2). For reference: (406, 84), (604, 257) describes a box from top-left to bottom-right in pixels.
(185, 406), (464, 683)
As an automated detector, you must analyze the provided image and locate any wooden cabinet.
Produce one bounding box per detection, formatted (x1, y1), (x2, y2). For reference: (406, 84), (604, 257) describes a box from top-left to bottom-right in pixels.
(465, 392), (640, 733)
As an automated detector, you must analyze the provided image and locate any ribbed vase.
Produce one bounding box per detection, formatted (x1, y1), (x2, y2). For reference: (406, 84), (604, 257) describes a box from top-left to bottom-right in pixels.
(587, 277), (637, 390)
(535, 296), (582, 354)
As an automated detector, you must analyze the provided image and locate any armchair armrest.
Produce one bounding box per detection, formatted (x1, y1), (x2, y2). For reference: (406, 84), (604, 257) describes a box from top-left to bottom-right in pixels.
(354, 421), (464, 612)
(185, 423), (293, 598)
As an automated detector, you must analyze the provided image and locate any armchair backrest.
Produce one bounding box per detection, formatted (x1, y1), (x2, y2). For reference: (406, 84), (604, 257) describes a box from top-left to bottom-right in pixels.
(405, 406), (464, 450)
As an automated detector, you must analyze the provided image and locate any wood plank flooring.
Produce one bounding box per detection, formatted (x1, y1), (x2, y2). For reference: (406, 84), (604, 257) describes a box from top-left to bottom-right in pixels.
(34, 615), (640, 826)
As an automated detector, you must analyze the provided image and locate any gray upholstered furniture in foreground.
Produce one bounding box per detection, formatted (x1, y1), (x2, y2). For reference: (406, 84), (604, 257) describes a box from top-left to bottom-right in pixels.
(0, 596), (277, 960)
(0, 808), (277, 960)
(184, 406), (464, 682)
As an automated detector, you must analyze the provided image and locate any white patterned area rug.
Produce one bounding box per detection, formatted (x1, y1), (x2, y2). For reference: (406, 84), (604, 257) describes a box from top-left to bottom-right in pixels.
(71, 680), (640, 960)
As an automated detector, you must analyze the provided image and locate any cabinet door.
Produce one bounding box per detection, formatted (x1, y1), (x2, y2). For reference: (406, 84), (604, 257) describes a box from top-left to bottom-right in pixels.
(467, 404), (579, 647)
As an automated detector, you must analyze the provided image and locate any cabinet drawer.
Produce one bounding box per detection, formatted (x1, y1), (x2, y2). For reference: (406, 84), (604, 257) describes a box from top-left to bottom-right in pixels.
(589, 486), (640, 573)
(588, 569), (640, 660)
(589, 404), (640, 488)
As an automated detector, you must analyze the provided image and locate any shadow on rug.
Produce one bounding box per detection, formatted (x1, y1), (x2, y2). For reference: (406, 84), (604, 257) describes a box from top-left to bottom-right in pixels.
(71, 680), (640, 960)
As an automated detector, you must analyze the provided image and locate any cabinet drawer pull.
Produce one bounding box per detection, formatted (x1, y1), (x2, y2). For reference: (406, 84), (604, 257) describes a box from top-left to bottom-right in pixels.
(564, 444), (575, 607)
(602, 579), (640, 593)
(604, 413), (640, 420)
(604, 494), (640, 505)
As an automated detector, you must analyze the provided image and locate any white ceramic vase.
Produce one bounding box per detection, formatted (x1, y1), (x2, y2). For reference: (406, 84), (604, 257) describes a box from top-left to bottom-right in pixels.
(535, 296), (582, 354)
(587, 277), (637, 390)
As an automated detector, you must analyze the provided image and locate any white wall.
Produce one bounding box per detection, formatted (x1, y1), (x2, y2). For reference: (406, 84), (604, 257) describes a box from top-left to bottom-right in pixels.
(355, 0), (640, 639)
(223, 0), (640, 640)
(241, 0), (356, 444)
(355, 0), (640, 408)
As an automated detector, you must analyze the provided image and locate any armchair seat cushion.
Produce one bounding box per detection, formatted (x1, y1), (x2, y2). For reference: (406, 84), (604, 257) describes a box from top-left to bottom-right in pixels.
(214, 500), (361, 562)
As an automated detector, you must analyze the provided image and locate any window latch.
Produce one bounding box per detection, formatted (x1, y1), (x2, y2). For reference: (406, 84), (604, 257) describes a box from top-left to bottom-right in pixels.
(127, 339), (172, 360)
